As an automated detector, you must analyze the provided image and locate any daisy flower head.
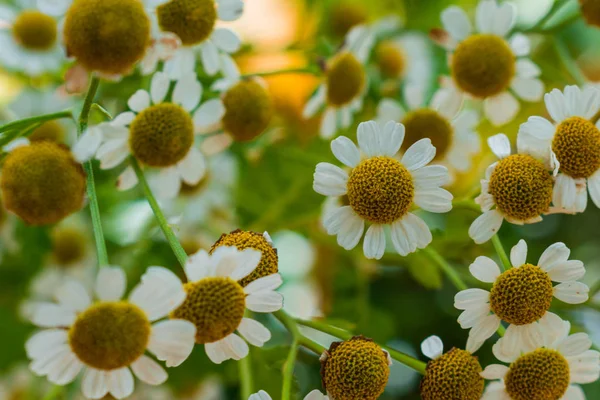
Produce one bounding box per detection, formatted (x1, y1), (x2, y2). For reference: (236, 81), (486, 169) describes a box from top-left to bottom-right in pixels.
(74, 72), (207, 200)
(377, 84), (480, 175)
(26, 266), (196, 399)
(170, 245), (283, 364)
(432, 0), (544, 126)
(0, 0), (64, 76)
(419, 335), (484, 400)
(518, 85), (600, 213)
(468, 133), (554, 244)
(455, 239), (589, 355)
(250, 389), (328, 400)
(303, 25), (375, 139)
(481, 320), (600, 400)
(580, 0), (600, 28)
(313, 120), (453, 260)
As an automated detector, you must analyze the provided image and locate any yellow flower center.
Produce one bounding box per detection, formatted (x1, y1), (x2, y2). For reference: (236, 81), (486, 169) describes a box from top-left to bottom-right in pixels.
(505, 348), (570, 400)
(12, 10), (57, 51)
(552, 116), (600, 179)
(170, 277), (245, 343)
(326, 51), (366, 107)
(0, 142), (85, 225)
(329, 2), (368, 37)
(129, 103), (194, 167)
(51, 227), (87, 266)
(420, 348), (484, 400)
(321, 336), (390, 400)
(347, 156), (414, 224)
(451, 34), (515, 98)
(210, 230), (278, 287)
(401, 109), (453, 160)
(63, 0), (151, 75)
(157, 0), (217, 46)
(580, 0), (600, 27)
(488, 154), (553, 221)
(69, 301), (151, 370)
(376, 41), (406, 79)
(222, 80), (274, 142)
(489, 264), (553, 325)
(29, 121), (65, 143)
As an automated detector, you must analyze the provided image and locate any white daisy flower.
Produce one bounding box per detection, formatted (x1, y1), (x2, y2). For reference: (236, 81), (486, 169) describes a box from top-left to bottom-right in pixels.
(313, 120), (453, 259)
(432, 0), (544, 126)
(172, 245), (283, 364)
(0, 0), (64, 76)
(517, 85), (600, 214)
(143, 0), (243, 79)
(455, 239), (589, 354)
(26, 266), (196, 399)
(481, 320), (600, 400)
(73, 72), (207, 199)
(303, 25), (375, 138)
(468, 133), (554, 244)
(249, 389), (328, 400)
(376, 84), (480, 174)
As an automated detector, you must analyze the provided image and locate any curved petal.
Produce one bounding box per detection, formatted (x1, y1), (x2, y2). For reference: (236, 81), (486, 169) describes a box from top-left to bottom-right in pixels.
(148, 320), (196, 367)
(469, 314), (501, 345)
(401, 213), (432, 249)
(547, 260), (586, 283)
(481, 364), (509, 380)
(469, 256), (501, 283)
(205, 340), (229, 364)
(222, 333), (250, 360)
(487, 134), (512, 159)
(218, 0), (244, 21)
(538, 242), (571, 271)
(510, 239), (528, 267)
(55, 280), (91, 313)
(414, 188), (453, 213)
(357, 121), (382, 157)
(82, 368), (109, 400)
(363, 224), (386, 260)
(117, 166), (138, 191)
(376, 98), (405, 122)
(313, 162), (348, 196)
(553, 174), (578, 212)
(26, 329), (68, 359)
(484, 92), (519, 127)
(380, 121), (405, 157)
(130, 267), (187, 321)
(128, 90), (151, 112)
(457, 303), (491, 329)
(107, 368), (134, 399)
(401, 138), (436, 171)
(246, 291), (284, 313)
(237, 318), (271, 347)
(468, 210), (504, 244)
(148, 167), (182, 200)
(454, 288), (490, 310)
(177, 147), (206, 185)
(544, 88), (569, 123)
(412, 165), (450, 189)
(130, 355), (168, 385)
(331, 136), (360, 168)
(211, 27), (241, 53)
(302, 85), (326, 119)
(588, 169), (600, 208)
(31, 303), (76, 328)
(559, 333), (592, 357)
(335, 211), (364, 250)
(150, 71), (170, 105)
(95, 266), (127, 302)
(511, 78), (544, 102)
(420, 335), (443, 360)
(173, 74), (203, 111)
(441, 6), (471, 41)
(184, 249), (211, 282)
(320, 107), (338, 139)
(194, 99), (226, 129)
(229, 248), (262, 281)
(200, 41), (221, 76)
(244, 274), (283, 295)
(554, 282), (589, 304)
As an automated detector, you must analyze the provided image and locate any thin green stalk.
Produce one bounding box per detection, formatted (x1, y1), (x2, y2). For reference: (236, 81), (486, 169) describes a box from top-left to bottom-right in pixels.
(452, 198), (481, 213)
(282, 339), (299, 400)
(274, 310), (326, 355)
(42, 385), (62, 400)
(298, 335), (326, 354)
(130, 157), (188, 267)
(491, 235), (511, 272)
(0, 110), (73, 136)
(91, 103), (113, 121)
(239, 354), (254, 399)
(588, 279), (600, 301)
(423, 247), (468, 291)
(554, 38), (586, 85)
(241, 67), (320, 79)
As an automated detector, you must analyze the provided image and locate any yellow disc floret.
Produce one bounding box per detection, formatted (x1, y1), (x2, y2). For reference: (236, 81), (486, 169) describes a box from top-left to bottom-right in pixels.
(29, 121), (65, 143)
(488, 154), (553, 221)
(51, 226), (87, 266)
(326, 51), (366, 107)
(402, 109), (453, 159)
(329, 2), (368, 37)
(170, 277), (245, 343)
(552, 116), (600, 179)
(157, 0), (216, 46)
(451, 34), (515, 98)
(12, 10), (57, 51)
(321, 336), (390, 400)
(376, 41), (405, 79)
(420, 348), (484, 400)
(63, 0), (150, 75)
(129, 103), (194, 167)
(580, 0), (600, 27)
(504, 348), (570, 400)
(489, 264), (553, 325)
(347, 156), (414, 224)
(69, 301), (151, 370)
(210, 230), (278, 287)
(0, 142), (85, 225)
(221, 80), (274, 142)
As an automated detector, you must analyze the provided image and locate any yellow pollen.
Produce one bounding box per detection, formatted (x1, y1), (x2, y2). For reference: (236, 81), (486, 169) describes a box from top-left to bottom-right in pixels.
(170, 277), (245, 343)
(326, 51), (366, 107)
(489, 264), (553, 325)
(420, 348), (484, 400)
(505, 348), (570, 400)
(488, 154), (553, 221)
(63, 0), (150, 75)
(347, 156), (414, 224)
(552, 116), (600, 179)
(222, 80), (274, 142)
(321, 336), (390, 400)
(580, 0), (600, 27)
(12, 10), (57, 51)
(29, 121), (65, 143)
(451, 34), (515, 98)
(402, 109), (453, 159)
(129, 103), (194, 167)
(0, 142), (86, 225)
(329, 2), (368, 37)
(157, 0), (217, 46)
(69, 301), (151, 370)
(51, 226), (88, 266)
(376, 41), (406, 79)
(210, 230), (278, 287)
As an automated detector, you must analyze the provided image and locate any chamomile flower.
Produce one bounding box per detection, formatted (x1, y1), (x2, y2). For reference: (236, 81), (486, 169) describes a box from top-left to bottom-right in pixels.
(74, 72), (207, 199)
(481, 320), (600, 400)
(26, 266), (196, 399)
(314, 120), (452, 259)
(249, 390), (328, 400)
(171, 246), (283, 364)
(303, 26), (375, 138)
(455, 240), (588, 354)
(433, 0), (543, 126)
(518, 85), (600, 213)
(376, 84), (480, 174)
(419, 336), (484, 400)
(468, 134), (554, 244)
(0, 0), (64, 76)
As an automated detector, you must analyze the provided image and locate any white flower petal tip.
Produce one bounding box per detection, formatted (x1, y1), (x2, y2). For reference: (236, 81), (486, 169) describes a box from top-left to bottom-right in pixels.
(421, 335), (444, 360)
(509, 239), (528, 267)
(130, 267), (186, 321)
(148, 320), (197, 367)
(487, 133), (512, 159)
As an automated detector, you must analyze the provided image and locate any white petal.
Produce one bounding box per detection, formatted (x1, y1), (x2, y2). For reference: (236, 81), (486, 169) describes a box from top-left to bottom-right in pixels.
(95, 266), (127, 301)
(547, 260), (586, 283)
(55, 280), (91, 313)
(588, 169), (600, 208)
(414, 188), (453, 213)
(303, 85), (326, 119)
(323, 205), (353, 235)
(148, 320), (196, 367)
(487, 134), (512, 159)
(107, 368), (134, 399)
(509, 33), (530, 56)
(335, 211), (364, 250)
(82, 368), (109, 399)
(117, 167), (138, 191)
(129, 267), (186, 321)
(304, 390), (327, 400)
(469, 210), (504, 244)
(128, 90), (151, 112)
(222, 333), (250, 359)
(363, 224), (386, 260)
(511, 78), (544, 102)
(481, 364), (509, 380)
(420, 335), (443, 360)
(194, 99), (226, 129)
(219, 53), (240, 79)
(218, 0), (244, 21)
(313, 162), (348, 196)
(412, 165), (450, 189)
(441, 6), (472, 41)
(491, 2), (516, 37)
(401, 213), (432, 249)
(244, 274), (283, 295)
(37, 0), (70, 16)
(454, 288), (490, 310)
(173, 74), (202, 111)
(31, 303), (76, 328)
(47, 352), (83, 385)
(177, 147), (206, 185)
(516, 59), (541, 79)
(401, 138), (436, 171)
(72, 126), (103, 162)
(458, 304), (491, 329)
(380, 121), (405, 157)
(544, 88), (569, 122)
(357, 121), (382, 157)
(205, 341), (229, 364)
(148, 168), (182, 200)
(554, 174), (578, 211)
(568, 350), (600, 384)
(475, 0), (495, 33)
(563, 385), (586, 400)
(469, 314), (501, 344)
(26, 329), (68, 359)
(97, 139), (129, 170)
(516, 116), (554, 158)
(559, 333), (592, 357)
(237, 318), (271, 347)
(246, 291), (284, 313)
(390, 220), (411, 256)
(320, 107), (338, 139)
(200, 41), (220, 76)
(164, 49), (196, 80)
(150, 71), (170, 104)
(211, 28), (241, 53)
(484, 92), (520, 127)
(184, 249), (211, 281)
(554, 282), (589, 304)
(510, 239), (528, 267)
(538, 242), (571, 271)
(331, 136), (360, 168)
(131, 355), (168, 385)
(469, 256), (501, 283)
(376, 98), (405, 122)
(230, 248), (262, 281)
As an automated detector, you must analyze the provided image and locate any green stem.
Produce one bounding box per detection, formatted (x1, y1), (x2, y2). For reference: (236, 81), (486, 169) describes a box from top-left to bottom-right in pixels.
(130, 157), (188, 267)
(91, 103), (113, 121)
(241, 67), (320, 79)
(452, 198), (481, 213)
(239, 354), (254, 399)
(282, 339), (299, 400)
(423, 247), (468, 291)
(554, 38), (586, 86)
(41, 385), (62, 400)
(491, 235), (511, 272)
(0, 110), (73, 136)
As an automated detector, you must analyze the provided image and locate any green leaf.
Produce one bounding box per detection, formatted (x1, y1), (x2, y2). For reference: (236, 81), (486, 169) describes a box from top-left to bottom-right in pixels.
(541, 0), (581, 31)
